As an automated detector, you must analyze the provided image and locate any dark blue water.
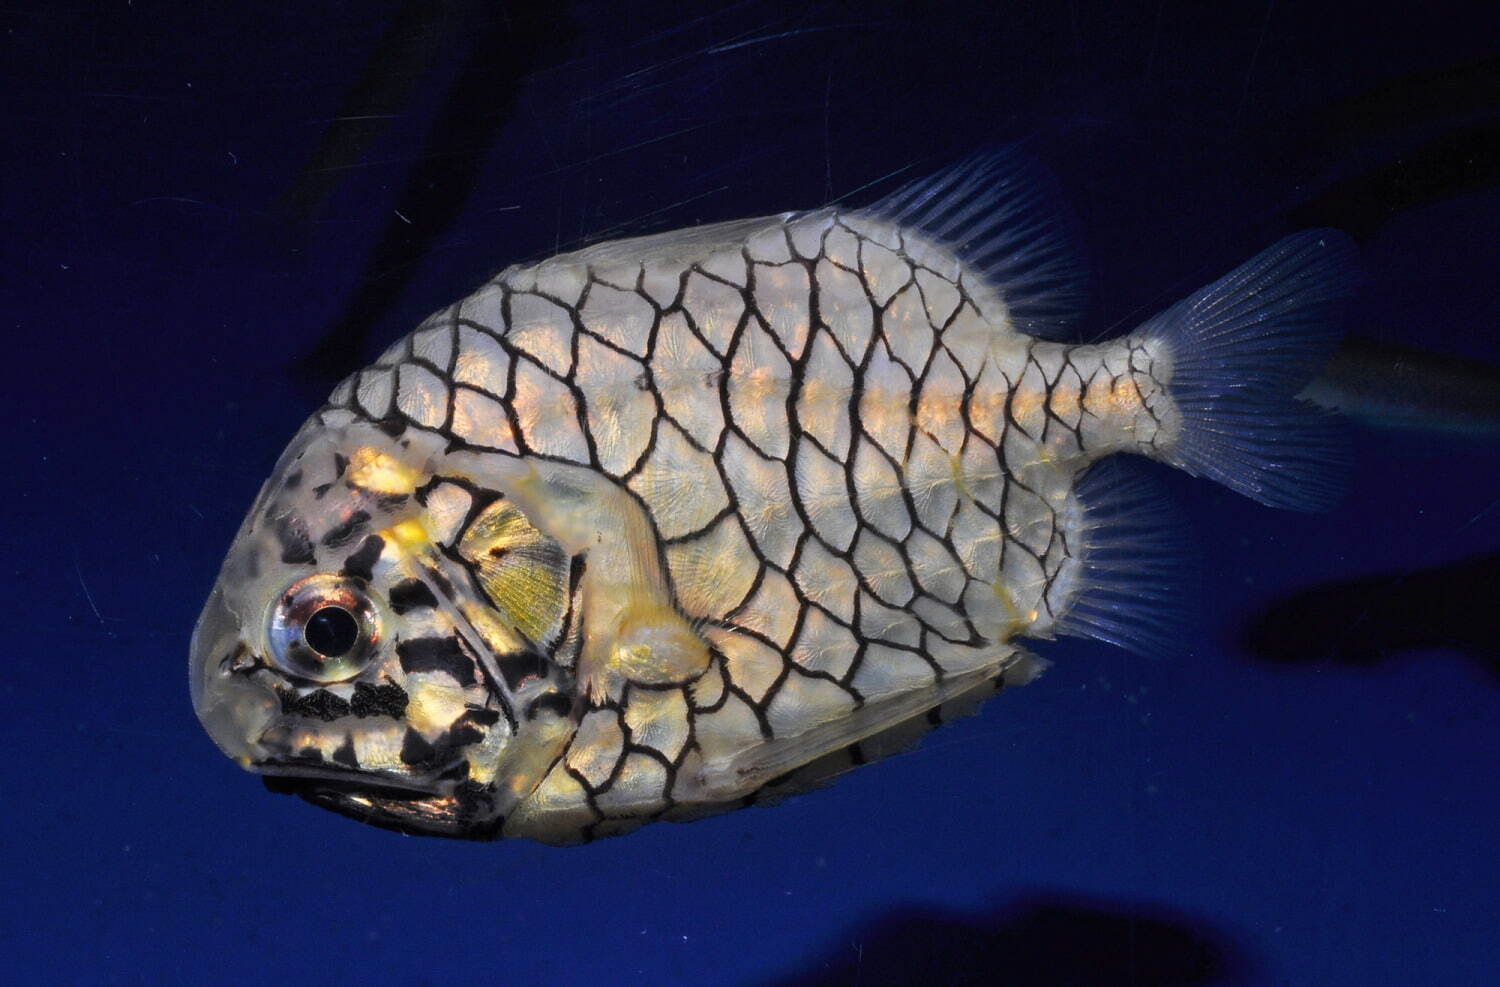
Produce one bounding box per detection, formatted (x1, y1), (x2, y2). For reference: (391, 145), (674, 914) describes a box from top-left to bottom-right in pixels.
(7, 2), (1498, 983)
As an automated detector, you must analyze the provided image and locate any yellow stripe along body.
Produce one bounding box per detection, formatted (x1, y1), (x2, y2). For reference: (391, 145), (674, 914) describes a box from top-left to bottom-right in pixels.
(307, 208), (1167, 842)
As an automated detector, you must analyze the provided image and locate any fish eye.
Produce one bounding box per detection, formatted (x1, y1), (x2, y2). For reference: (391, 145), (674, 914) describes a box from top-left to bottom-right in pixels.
(268, 574), (380, 682)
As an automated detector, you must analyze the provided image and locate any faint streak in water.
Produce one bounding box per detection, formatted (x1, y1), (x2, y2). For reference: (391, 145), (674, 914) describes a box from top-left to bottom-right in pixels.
(1239, 0), (1279, 112)
(82, 91), (193, 103)
(303, 114), (406, 124)
(519, 123), (714, 180)
(127, 197), (229, 211)
(73, 557), (104, 625)
(583, 186), (732, 245)
(828, 162), (922, 206)
(703, 23), (897, 56)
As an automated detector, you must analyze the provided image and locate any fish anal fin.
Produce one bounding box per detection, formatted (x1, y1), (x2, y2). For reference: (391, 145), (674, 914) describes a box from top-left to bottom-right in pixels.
(677, 648), (1046, 811)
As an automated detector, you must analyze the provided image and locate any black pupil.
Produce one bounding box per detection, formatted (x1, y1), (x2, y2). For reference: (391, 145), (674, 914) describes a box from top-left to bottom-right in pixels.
(304, 606), (359, 658)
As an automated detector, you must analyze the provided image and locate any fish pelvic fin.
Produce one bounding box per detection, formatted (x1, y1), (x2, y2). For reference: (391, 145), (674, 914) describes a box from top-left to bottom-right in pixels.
(1138, 230), (1360, 511)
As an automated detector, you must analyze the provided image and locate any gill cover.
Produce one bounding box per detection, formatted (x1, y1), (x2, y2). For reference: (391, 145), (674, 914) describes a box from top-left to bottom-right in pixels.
(189, 421), (579, 837)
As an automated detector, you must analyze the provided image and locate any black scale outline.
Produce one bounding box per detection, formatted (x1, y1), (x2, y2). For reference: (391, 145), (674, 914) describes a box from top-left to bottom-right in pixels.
(307, 204), (1140, 811)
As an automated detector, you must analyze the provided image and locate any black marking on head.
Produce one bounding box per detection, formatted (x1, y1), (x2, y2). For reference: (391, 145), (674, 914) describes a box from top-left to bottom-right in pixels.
(374, 492), (411, 512)
(494, 649), (546, 691)
(389, 578), (439, 615)
(341, 534), (385, 581)
(283, 469), (303, 490)
(456, 778), (495, 802)
(312, 482), (333, 499)
(463, 706), (502, 727)
(350, 681), (409, 719)
(294, 746), (325, 764)
(397, 636), (475, 685)
(437, 760), (472, 783)
(447, 720), (485, 747)
(321, 510), (371, 549)
(526, 692), (573, 721)
(333, 452), (349, 478)
(427, 565), (455, 597)
(274, 516), (316, 566)
(330, 735), (358, 768)
(400, 728), (435, 766)
(377, 417), (407, 438)
(279, 688), (351, 722)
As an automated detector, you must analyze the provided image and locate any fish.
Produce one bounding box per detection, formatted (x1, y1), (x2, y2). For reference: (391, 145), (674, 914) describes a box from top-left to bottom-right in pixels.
(190, 151), (1356, 843)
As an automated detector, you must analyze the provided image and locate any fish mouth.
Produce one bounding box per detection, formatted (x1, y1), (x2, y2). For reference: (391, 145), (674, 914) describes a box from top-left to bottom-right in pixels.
(257, 763), (500, 840)
(191, 587), (281, 763)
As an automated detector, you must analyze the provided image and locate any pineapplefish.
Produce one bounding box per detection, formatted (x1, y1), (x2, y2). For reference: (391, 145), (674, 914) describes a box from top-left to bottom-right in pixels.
(190, 152), (1354, 842)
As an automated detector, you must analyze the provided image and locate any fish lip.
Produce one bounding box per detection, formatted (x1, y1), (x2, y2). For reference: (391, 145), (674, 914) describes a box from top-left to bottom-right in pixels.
(259, 769), (431, 801)
(251, 758), (438, 796)
(260, 768), (501, 841)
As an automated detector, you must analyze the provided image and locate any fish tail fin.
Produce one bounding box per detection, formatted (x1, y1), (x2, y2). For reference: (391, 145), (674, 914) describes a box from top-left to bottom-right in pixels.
(1139, 230), (1360, 511)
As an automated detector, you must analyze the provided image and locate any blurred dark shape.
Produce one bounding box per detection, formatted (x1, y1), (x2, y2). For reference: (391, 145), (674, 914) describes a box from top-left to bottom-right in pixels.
(1289, 126), (1500, 240)
(1304, 338), (1500, 435)
(1285, 57), (1500, 239)
(770, 892), (1256, 987)
(273, 0), (471, 229)
(290, 2), (580, 393)
(1301, 55), (1500, 147)
(1243, 553), (1500, 677)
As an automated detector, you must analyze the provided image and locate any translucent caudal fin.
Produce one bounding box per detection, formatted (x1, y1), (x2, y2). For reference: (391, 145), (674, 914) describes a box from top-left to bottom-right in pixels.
(1139, 230), (1360, 511)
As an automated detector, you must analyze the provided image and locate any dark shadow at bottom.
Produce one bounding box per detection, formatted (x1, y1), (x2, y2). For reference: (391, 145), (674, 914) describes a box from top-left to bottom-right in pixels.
(1241, 551), (1500, 680)
(767, 891), (1258, 987)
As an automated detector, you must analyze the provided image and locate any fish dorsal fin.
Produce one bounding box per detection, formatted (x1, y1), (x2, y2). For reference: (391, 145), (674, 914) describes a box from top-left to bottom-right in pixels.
(860, 147), (1087, 340)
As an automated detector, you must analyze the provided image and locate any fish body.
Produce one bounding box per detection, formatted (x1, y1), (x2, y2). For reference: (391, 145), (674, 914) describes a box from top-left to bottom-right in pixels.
(191, 153), (1354, 843)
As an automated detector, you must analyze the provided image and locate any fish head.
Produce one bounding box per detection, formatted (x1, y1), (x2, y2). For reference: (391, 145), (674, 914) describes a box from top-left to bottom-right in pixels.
(190, 419), (579, 838)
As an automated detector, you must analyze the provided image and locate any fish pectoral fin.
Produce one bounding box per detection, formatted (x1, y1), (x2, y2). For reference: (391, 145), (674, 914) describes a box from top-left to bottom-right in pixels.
(580, 596), (710, 704)
(611, 601), (711, 683)
(459, 456), (709, 703)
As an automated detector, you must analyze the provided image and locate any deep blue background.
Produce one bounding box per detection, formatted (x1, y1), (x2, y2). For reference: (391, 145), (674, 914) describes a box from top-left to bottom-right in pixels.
(6, 2), (1499, 983)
